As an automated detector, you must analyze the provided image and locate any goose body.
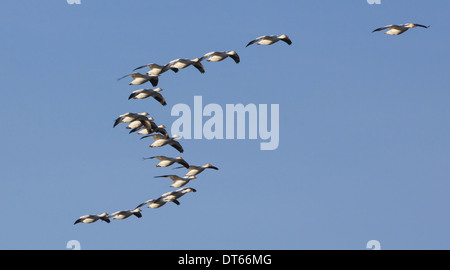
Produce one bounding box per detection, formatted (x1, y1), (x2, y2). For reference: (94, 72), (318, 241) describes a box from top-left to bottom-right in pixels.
(168, 58), (205, 73)
(202, 51), (240, 64)
(113, 112), (151, 128)
(118, 72), (159, 87)
(372, 23), (429, 35)
(125, 116), (155, 131)
(74, 213), (110, 225)
(143, 156), (190, 168)
(162, 187), (197, 203)
(135, 124), (167, 136)
(136, 196), (173, 209)
(110, 208), (142, 220)
(123, 117), (168, 137)
(133, 63), (178, 76)
(128, 88), (167, 106)
(246, 34), (292, 47)
(155, 175), (197, 188)
(182, 164), (219, 177)
(147, 134), (184, 153)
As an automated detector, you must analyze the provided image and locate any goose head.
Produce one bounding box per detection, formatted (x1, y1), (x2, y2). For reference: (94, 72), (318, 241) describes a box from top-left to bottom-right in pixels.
(205, 164), (219, 170)
(184, 188), (197, 193)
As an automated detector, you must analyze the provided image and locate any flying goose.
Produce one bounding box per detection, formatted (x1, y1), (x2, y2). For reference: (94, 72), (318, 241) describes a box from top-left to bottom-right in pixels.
(147, 134), (184, 153)
(125, 116), (155, 131)
(176, 164), (219, 177)
(74, 213), (110, 225)
(133, 63), (178, 76)
(113, 112), (151, 128)
(135, 124), (167, 136)
(202, 51), (240, 64)
(109, 208), (142, 220)
(130, 118), (168, 136)
(136, 196), (176, 209)
(128, 88), (167, 106)
(143, 156), (190, 169)
(246, 34), (292, 47)
(372, 23), (430, 35)
(161, 187), (197, 203)
(116, 115), (168, 137)
(154, 175), (197, 188)
(168, 58), (205, 74)
(118, 72), (159, 87)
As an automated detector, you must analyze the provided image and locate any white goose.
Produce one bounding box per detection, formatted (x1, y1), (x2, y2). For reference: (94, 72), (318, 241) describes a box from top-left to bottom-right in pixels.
(372, 23), (429, 35)
(136, 124), (167, 136)
(202, 51), (240, 64)
(125, 116), (155, 131)
(168, 58), (205, 74)
(123, 115), (169, 139)
(133, 63), (178, 76)
(246, 34), (292, 47)
(136, 196), (173, 209)
(74, 213), (110, 225)
(176, 164), (219, 177)
(128, 88), (167, 106)
(147, 134), (184, 153)
(143, 156), (190, 169)
(118, 72), (159, 87)
(109, 208), (142, 220)
(123, 116), (165, 134)
(154, 175), (197, 188)
(162, 187), (197, 203)
(113, 112), (151, 128)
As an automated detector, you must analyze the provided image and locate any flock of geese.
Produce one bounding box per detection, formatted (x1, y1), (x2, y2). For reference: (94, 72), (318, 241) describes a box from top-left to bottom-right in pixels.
(75, 23), (429, 225)
(74, 34), (292, 225)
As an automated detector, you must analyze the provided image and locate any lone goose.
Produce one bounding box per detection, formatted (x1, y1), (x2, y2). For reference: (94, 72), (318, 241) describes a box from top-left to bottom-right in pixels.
(246, 35), (292, 47)
(154, 175), (197, 188)
(162, 187), (197, 203)
(133, 63), (178, 76)
(118, 72), (159, 87)
(176, 164), (219, 177)
(168, 58), (205, 74)
(147, 134), (184, 153)
(128, 88), (167, 106)
(136, 196), (177, 209)
(74, 213), (110, 225)
(372, 23), (430, 35)
(143, 156), (190, 169)
(113, 112), (150, 128)
(109, 208), (142, 220)
(202, 51), (240, 64)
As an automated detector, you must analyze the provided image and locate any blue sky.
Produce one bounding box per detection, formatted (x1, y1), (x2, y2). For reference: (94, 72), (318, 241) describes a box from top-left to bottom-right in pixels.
(0, 0), (449, 250)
